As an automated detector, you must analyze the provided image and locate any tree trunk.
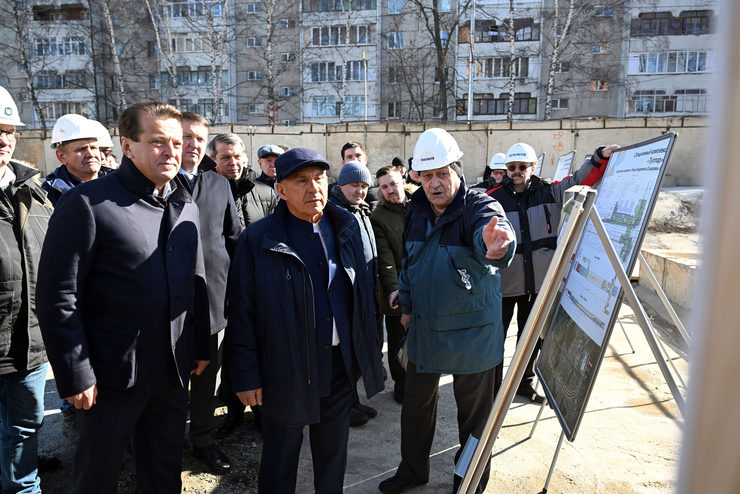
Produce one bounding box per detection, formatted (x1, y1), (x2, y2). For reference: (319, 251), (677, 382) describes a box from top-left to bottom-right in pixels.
(507, 0), (515, 123)
(544, 0), (575, 120)
(100, 0), (128, 110)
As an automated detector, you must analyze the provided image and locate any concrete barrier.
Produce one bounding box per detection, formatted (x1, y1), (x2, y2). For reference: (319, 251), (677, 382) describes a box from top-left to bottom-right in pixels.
(640, 249), (698, 311)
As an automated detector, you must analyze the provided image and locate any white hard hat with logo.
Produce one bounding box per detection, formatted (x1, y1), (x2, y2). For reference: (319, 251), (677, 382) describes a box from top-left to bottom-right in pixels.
(0, 86), (24, 127)
(488, 153), (507, 170)
(88, 119), (114, 148)
(505, 143), (538, 164)
(412, 128), (464, 172)
(51, 114), (99, 148)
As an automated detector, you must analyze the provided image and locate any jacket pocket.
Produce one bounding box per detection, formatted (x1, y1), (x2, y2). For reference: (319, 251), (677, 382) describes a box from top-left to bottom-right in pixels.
(86, 316), (141, 391)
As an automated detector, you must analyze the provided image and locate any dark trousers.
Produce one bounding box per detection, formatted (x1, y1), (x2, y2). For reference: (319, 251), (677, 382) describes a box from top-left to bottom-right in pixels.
(189, 331), (223, 447)
(73, 384), (189, 494)
(258, 347), (353, 494)
(396, 362), (502, 493)
(502, 294), (541, 388)
(384, 315), (406, 393)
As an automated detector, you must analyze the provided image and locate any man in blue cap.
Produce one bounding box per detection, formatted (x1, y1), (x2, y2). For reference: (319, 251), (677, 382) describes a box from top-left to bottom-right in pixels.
(255, 144), (283, 197)
(226, 147), (385, 493)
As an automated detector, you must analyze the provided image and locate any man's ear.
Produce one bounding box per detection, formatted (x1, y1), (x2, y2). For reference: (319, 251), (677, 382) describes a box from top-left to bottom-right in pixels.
(275, 182), (288, 201)
(121, 137), (134, 160)
(55, 147), (67, 165)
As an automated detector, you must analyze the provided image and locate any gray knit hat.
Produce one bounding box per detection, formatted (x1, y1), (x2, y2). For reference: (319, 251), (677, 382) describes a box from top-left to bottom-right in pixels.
(337, 161), (373, 186)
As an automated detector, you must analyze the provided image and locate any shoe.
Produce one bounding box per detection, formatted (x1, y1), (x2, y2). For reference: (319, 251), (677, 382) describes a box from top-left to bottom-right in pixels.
(393, 389), (404, 405)
(356, 402), (377, 418)
(215, 413), (243, 439)
(193, 443), (231, 474)
(378, 475), (426, 493)
(37, 454), (61, 473)
(516, 383), (545, 404)
(350, 407), (369, 427)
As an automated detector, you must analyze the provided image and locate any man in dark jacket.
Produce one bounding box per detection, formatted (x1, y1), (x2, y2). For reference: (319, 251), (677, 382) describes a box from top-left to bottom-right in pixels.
(328, 160), (380, 427)
(369, 166), (409, 405)
(209, 134), (277, 228)
(0, 86), (54, 493)
(226, 147), (384, 493)
(43, 114), (103, 206)
(36, 102), (211, 493)
(178, 113), (242, 474)
(379, 129), (515, 494)
(255, 144), (283, 197)
(487, 142), (616, 403)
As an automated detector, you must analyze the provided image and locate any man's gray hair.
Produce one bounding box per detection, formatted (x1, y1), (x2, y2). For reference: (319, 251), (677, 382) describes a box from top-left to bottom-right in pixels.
(207, 133), (246, 159)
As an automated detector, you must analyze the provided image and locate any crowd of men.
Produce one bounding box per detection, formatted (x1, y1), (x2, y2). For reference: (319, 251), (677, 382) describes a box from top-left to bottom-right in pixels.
(0, 84), (617, 494)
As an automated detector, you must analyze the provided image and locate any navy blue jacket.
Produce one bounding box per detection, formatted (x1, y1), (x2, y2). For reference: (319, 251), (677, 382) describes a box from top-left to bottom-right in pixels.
(226, 200), (384, 425)
(42, 165), (80, 207)
(36, 157), (210, 399)
(176, 156), (242, 334)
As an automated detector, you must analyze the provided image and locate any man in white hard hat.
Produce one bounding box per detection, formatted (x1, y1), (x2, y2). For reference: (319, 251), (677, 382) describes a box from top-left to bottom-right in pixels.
(43, 114), (102, 206)
(0, 86), (55, 493)
(472, 152), (507, 191)
(379, 128), (515, 494)
(88, 119), (118, 170)
(487, 142), (618, 404)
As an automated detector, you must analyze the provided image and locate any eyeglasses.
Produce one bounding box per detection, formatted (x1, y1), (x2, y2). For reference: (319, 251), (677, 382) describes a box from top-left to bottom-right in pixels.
(491, 170), (506, 175)
(507, 163), (532, 172)
(0, 129), (21, 141)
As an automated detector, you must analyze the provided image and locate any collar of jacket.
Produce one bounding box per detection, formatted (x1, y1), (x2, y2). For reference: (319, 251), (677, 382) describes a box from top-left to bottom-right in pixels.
(117, 155), (184, 202)
(501, 174), (546, 196)
(256, 172), (275, 188)
(330, 184), (370, 215)
(378, 190), (411, 213)
(231, 174), (256, 195)
(409, 177), (468, 226)
(198, 154), (217, 173)
(45, 164), (80, 192)
(261, 199), (355, 255)
(8, 161), (47, 203)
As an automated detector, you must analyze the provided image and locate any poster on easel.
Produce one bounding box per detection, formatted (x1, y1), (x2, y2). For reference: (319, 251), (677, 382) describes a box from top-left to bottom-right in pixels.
(553, 150), (576, 182)
(534, 152), (546, 176)
(536, 132), (677, 441)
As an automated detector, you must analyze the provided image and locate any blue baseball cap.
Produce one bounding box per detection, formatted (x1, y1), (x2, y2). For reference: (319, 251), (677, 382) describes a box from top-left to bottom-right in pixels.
(257, 144), (284, 159)
(275, 147), (331, 183)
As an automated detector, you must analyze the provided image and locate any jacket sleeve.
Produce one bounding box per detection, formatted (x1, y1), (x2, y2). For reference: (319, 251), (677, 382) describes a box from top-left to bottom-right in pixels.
(550, 146), (609, 207)
(398, 212), (412, 314)
(193, 219), (211, 362)
(225, 230), (262, 392)
(35, 191), (97, 399)
(468, 195), (516, 269)
(370, 212), (399, 295)
(223, 182), (244, 258)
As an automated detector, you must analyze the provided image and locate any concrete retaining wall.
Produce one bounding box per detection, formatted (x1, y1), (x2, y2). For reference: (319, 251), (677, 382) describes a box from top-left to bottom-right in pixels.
(14, 117), (707, 186)
(640, 249), (699, 311)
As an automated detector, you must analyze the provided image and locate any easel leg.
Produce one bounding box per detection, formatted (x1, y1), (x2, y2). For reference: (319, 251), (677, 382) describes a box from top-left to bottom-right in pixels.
(617, 316), (636, 354)
(540, 430), (565, 494)
(529, 398), (548, 440)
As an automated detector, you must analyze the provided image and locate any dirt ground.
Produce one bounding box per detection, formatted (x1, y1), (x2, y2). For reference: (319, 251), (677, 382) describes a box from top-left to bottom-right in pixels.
(36, 233), (693, 493)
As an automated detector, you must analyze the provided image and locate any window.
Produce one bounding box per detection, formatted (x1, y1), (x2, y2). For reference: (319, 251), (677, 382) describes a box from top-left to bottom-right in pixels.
(456, 92), (536, 116)
(248, 71), (264, 80)
(590, 80), (608, 91)
(438, 0), (450, 12)
(311, 25), (371, 46)
(281, 52), (296, 63)
(388, 66), (402, 84)
(594, 6), (614, 17)
(630, 89), (708, 113)
(147, 41), (158, 57)
(634, 51), (710, 74)
(281, 87), (297, 96)
(388, 0), (402, 14)
(172, 35), (205, 52)
(246, 2), (262, 13)
(248, 103), (265, 114)
(551, 98), (568, 110)
(344, 96), (365, 116)
(302, 0), (375, 12)
(475, 57), (529, 79)
(387, 32), (403, 49)
(515, 26), (534, 41)
(555, 25), (564, 37)
(631, 10), (712, 37)
(310, 62), (342, 82)
(281, 120), (297, 126)
(680, 10), (712, 34)
(161, 0), (224, 18)
(63, 37), (86, 55)
(555, 61), (570, 73)
(592, 43), (610, 54)
(440, 30), (449, 48)
(37, 102), (88, 122)
(345, 61), (365, 81)
(34, 38), (58, 57)
(62, 70), (89, 88)
(247, 37), (263, 47)
(198, 98), (228, 119)
(311, 96), (338, 117)
(459, 20), (506, 43)
(279, 18), (295, 29)
(149, 75), (158, 89)
(34, 71), (61, 89)
(388, 101), (400, 118)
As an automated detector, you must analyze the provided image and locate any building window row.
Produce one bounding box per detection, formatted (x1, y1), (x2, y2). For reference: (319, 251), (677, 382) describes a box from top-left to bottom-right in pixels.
(310, 96), (365, 116)
(629, 89), (708, 113)
(459, 18), (539, 44)
(172, 35), (207, 53)
(169, 98), (229, 118)
(33, 70), (90, 89)
(630, 10), (713, 37)
(159, 67), (229, 87)
(308, 61), (369, 82)
(302, 0), (376, 13)
(34, 37), (87, 57)
(474, 56), (529, 79)
(160, 0), (223, 18)
(311, 25), (373, 46)
(37, 102), (89, 122)
(456, 93), (537, 116)
(631, 51), (710, 75)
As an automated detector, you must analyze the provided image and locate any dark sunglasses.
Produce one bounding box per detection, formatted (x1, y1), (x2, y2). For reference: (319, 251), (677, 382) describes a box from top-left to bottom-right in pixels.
(507, 163), (531, 172)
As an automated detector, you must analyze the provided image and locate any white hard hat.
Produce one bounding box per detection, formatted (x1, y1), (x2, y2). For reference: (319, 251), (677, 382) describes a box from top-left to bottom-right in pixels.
(412, 128), (464, 172)
(88, 119), (114, 148)
(488, 153), (507, 170)
(51, 114), (99, 148)
(0, 86), (24, 127)
(505, 143), (538, 164)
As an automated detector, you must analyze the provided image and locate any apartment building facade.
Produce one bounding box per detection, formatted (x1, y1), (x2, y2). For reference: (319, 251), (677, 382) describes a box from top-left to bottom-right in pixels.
(0, 0), (718, 128)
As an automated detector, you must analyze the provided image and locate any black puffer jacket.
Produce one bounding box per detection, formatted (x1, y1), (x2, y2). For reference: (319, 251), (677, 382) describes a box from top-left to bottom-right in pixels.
(0, 161), (52, 374)
(231, 175), (277, 228)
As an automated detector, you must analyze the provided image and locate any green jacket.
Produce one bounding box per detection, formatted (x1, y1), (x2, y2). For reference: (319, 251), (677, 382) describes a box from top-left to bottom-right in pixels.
(370, 195), (409, 316)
